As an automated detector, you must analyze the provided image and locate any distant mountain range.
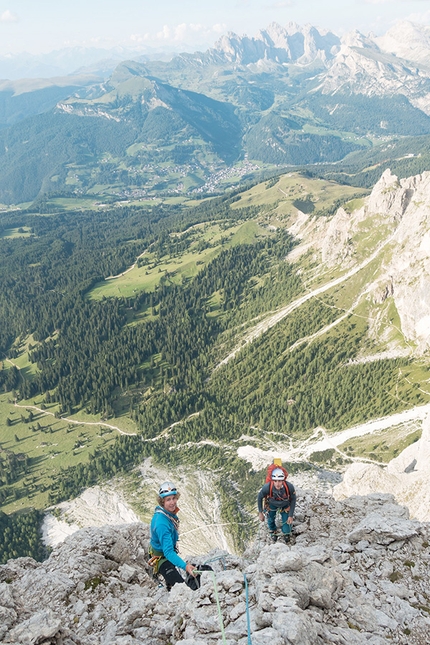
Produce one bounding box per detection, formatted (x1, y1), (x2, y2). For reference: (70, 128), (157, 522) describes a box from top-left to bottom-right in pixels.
(1, 20), (430, 204)
(0, 45), (190, 81)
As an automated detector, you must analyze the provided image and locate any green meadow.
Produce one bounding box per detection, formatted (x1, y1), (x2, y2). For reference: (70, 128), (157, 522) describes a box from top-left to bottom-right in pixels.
(231, 171), (368, 218)
(338, 424), (422, 463)
(0, 346), (136, 513)
(88, 220), (269, 301)
(0, 387), (131, 514)
(0, 226), (33, 239)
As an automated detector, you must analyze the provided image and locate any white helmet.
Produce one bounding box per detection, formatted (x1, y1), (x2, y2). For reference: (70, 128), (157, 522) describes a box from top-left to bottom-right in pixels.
(271, 468), (286, 481)
(159, 481), (178, 498)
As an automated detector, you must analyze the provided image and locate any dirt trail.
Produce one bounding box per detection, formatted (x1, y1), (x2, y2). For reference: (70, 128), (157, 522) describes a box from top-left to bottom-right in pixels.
(105, 249), (147, 280)
(237, 402), (430, 470)
(13, 401), (137, 436)
(216, 230), (396, 369)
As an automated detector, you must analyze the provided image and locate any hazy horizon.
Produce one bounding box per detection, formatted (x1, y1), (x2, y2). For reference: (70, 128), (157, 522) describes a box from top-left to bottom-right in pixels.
(1, 0), (430, 58)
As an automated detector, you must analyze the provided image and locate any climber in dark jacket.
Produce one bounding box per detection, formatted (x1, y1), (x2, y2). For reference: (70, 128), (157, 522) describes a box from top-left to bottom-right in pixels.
(258, 468), (296, 542)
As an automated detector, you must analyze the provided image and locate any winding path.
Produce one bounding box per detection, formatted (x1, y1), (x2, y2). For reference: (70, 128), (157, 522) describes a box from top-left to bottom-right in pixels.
(237, 402), (430, 470)
(13, 401), (137, 436)
(215, 230), (397, 369)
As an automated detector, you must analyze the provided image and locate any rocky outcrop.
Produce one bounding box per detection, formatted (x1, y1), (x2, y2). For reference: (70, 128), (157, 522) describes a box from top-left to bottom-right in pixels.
(1, 491), (429, 644)
(375, 21), (430, 68)
(307, 168), (430, 353)
(314, 24), (430, 113)
(365, 170), (430, 352)
(334, 414), (430, 524)
(204, 22), (340, 66)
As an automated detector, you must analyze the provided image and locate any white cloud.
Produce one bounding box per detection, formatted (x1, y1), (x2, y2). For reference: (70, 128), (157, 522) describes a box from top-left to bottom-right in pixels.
(155, 25), (171, 40)
(174, 23), (188, 40)
(213, 23), (227, 34)
(139, 23), (227, 45)
(407, 9), (430, 23)
(267, 2), (295, 7)
(0, 9), (18, 23)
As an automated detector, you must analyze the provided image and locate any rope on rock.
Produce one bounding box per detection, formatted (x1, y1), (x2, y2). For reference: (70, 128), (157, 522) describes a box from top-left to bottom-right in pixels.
(194, 569), (227, 644)
(244, 572), (253, 645)
(203, 554), (227, 569)
(211, 570), (227, 645)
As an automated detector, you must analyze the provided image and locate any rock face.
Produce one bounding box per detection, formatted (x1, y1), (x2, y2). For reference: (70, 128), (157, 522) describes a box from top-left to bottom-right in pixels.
(308, 169), (430, 354)
(360, 170), (430, 353)
(205, 22), (340, 66)
(1, 492), (429, 645)
(334, 415), (430, 523)
(375, 21), (430, 68)
(42, 486), (140, 548)
(189, 20), (430, 114)
(316, 29), (430, 111)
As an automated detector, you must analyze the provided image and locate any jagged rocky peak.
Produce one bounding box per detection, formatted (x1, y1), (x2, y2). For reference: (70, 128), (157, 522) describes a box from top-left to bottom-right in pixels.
(375, 21), (430, 66)
(316, 22), (430, 102)
(212, 22), (340, 65)
(340, 29), (379, 50)
(366, 168), (424, 220)
(1, 491), (429, 644)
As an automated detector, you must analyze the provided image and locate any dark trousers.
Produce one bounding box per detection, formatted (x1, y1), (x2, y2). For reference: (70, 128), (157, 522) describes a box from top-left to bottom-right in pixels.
(158, 560), (212, 591)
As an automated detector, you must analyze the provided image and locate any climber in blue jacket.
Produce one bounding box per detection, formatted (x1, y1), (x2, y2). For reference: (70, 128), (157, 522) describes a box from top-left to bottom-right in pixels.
(149, 481), (198, 590)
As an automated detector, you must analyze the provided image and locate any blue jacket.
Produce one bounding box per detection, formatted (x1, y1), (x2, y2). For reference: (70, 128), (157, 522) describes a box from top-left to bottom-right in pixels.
(150, 506), (187, 570)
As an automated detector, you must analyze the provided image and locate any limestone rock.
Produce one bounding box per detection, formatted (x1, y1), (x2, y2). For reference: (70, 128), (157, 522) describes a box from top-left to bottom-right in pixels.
(347, 512), (420, 545)
(0, 491), (429, 645)
(3, 609), (61, 645)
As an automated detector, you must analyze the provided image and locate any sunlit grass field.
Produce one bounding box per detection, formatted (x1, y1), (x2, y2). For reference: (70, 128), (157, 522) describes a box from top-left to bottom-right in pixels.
(88, 220), (270, 301)
(231, 171), (368, 216)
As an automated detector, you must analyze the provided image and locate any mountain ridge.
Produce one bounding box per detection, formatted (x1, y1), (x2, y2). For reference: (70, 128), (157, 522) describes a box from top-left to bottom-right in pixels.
(2, 21), (430, 203)
(1, 489), (429, 644)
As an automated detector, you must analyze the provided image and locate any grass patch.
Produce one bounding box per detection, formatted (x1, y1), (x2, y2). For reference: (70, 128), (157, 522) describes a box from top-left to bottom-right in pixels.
(352, 215), (395, 260)
(0, 391), (121, 514)
(3, 334), (40, 380)
(344, 197), (365, 214)
(231, 172), (367, 221)
(338, 423), (422, 463)
(87, 219), (269, 302)
(0, 226), (33, 239)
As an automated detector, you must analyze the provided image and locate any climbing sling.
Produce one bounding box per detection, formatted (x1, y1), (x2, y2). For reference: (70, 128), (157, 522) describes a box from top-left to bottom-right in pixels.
(148, 545), (166, 575)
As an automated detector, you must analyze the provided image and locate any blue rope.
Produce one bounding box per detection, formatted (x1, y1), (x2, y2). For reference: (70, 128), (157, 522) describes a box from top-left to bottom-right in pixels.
(203, 554), (227, 570)
(243, 573), (253, 645)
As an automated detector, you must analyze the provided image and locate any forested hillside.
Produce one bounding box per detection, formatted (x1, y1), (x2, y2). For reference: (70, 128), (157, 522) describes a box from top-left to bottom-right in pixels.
(4, 21), (430, 204)
(2, 19), (430, 568)
(1, 168), (429, 561)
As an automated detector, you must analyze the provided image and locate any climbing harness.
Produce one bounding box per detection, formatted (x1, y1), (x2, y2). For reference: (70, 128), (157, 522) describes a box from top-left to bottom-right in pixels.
(147, 545), (166, 577)
(147, 554), (162, 568)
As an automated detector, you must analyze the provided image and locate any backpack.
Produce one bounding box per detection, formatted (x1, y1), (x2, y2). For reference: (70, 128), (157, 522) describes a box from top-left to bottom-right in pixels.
(265, 460), (290, 501)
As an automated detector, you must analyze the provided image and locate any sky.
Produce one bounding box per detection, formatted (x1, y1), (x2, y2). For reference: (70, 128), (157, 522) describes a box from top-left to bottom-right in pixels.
(0, 0), (430, 56)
